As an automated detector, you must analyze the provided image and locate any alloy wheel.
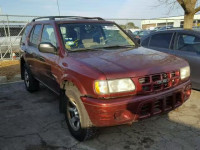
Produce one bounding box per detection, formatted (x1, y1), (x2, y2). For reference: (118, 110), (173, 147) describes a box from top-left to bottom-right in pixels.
(24, 70), (29, 87)
(67, 100), (80, 131)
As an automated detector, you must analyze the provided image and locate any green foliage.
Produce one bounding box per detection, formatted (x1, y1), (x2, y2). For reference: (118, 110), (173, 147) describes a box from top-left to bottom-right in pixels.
(119, 22), (139, 29)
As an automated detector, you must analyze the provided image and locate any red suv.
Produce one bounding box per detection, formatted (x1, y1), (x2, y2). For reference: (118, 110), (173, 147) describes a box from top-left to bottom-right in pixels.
(20, 16), (191, 141)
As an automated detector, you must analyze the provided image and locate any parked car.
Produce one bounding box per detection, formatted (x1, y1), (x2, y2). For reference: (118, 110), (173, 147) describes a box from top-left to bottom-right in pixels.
(158, 25), (174, 31)
(20, 16), (191, 141)
(141, 29), (200, 90)
(154, 27), (161, 30)
(133, 30), (154, 44)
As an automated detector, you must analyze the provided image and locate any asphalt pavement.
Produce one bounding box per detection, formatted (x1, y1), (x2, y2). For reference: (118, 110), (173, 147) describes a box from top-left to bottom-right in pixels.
(0, 81), (200, 150)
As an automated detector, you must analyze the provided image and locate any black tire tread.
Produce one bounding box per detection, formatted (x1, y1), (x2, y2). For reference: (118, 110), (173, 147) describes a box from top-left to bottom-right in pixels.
(24, 64), (39, 92)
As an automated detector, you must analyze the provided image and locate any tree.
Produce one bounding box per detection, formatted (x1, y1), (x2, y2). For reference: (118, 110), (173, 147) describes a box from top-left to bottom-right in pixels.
(158, 0), (200, 29)
(126, 22), (139, 29)
(119, 22), (139, 30)
(119, 24), (126, 29)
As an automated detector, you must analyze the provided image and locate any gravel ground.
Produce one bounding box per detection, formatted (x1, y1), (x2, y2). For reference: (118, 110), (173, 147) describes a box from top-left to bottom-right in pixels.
(0, 81), (200, 150)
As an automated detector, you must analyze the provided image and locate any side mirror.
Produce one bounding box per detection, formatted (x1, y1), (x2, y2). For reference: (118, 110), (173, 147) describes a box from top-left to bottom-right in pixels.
(38, 42), (57, 54)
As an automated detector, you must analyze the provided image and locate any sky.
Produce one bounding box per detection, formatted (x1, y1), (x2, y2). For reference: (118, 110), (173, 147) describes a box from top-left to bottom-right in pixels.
(0, 0), (184, 18)
(0, 0), (185, 27)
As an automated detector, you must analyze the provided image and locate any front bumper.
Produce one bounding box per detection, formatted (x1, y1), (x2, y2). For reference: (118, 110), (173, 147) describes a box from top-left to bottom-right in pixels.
(81, 80), (191, 127)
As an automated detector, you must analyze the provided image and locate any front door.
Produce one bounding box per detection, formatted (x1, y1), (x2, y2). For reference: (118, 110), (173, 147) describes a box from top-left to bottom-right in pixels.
(37, 24), (60, 94)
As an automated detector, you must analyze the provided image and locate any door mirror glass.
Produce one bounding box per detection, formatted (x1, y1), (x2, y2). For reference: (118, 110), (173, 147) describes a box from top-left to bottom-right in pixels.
(38, 42), (56, 53)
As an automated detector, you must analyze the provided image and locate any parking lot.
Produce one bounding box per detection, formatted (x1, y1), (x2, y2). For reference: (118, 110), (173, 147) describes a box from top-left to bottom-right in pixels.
(0, 81), (199, 150)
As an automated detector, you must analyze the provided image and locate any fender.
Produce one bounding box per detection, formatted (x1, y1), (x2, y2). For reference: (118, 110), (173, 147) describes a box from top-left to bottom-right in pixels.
(60, 74), (87, 96)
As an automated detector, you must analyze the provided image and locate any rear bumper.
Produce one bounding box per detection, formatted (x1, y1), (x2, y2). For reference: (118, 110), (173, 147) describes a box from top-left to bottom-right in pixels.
(81, 80), (191, 127)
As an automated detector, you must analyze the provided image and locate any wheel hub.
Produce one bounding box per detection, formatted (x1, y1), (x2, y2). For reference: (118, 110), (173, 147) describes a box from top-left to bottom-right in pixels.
(24, 70), (29, 87)
(67, 101), (80, 131)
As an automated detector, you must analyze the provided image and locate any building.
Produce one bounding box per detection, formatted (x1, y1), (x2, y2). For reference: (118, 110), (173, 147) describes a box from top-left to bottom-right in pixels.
(141, 14), (200, 30)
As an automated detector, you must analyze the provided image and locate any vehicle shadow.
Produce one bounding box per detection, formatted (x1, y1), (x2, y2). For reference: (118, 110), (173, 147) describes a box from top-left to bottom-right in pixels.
(83, 114), (200, 150)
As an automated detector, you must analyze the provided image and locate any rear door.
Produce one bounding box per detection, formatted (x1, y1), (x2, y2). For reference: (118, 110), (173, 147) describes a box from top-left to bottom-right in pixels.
(20, 25), (32, 51)
(26, 24), (42, 78)
(173, 32), (200, 89)
(148, 32), (175, 55)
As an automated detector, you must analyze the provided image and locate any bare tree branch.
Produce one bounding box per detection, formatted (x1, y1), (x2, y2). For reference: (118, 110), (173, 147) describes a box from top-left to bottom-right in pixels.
(177, 0), (188, 12)
(195, 6), (200, 13)
(156, 0), (199, 29)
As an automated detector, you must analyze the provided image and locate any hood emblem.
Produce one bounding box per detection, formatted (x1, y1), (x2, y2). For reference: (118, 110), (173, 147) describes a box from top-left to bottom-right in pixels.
(155, 79), (168, 84)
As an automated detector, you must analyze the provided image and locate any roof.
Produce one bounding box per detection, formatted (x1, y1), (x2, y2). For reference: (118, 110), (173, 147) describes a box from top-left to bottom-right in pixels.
(30, 16), (114, 24)
(147, 29), (200, 37)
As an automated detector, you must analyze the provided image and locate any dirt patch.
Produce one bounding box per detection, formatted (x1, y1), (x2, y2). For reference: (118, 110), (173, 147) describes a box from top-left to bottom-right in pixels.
(0, 60), (20, 80)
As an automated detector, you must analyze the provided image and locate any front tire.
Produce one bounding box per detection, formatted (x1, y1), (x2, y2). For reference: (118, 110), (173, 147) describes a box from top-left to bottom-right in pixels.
(64, 83), (97, 141)
(24, 64), (39, 92)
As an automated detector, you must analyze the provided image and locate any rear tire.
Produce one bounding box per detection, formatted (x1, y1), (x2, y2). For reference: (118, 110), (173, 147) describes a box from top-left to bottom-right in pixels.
(64, 83), (97, 141)
(24, 64), (39, 92)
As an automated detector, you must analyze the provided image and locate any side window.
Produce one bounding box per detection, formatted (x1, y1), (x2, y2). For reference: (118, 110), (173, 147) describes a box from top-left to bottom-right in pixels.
(21, 25), (32, 43)
(30, 24), (42, 46)
(149, 33), (173, 49)
(141, 37), (150, 47)
(41, 25), (57, 47)
(176, 33), (200, 53)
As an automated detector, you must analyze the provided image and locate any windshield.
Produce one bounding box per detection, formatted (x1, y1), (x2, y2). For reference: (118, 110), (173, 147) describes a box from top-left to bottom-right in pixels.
(59, 23), (135, 51)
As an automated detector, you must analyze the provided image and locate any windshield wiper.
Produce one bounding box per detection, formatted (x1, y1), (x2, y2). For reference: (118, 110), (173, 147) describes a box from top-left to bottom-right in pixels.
(97, 45), (135, 49)
(68, 48), (99, 52)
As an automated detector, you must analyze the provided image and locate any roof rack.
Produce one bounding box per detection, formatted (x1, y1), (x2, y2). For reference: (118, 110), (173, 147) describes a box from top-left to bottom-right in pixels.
(32, 16), (105, 22)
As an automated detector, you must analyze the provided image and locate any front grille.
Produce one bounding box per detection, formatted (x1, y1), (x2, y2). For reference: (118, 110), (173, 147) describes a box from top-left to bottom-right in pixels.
(139, 92), (182, 119)
(138, 71), (180, 94)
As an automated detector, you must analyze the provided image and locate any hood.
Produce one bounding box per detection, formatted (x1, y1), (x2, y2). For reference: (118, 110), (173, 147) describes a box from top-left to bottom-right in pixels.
(69, 47), (188, 79)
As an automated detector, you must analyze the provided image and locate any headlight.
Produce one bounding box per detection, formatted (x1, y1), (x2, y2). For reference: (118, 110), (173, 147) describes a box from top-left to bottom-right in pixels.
(95, 80), (108, 94)
(95, 78), (135, 95)
(180, 66), (190, 80)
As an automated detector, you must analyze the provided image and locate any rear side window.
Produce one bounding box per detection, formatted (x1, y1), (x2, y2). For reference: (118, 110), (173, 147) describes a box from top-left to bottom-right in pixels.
(30, 24), (42, 45)
(21, 25), (32, 43)
(141, 37), (150, 47)
(176, 33), (200, 53)
(149, 33), (173, 49)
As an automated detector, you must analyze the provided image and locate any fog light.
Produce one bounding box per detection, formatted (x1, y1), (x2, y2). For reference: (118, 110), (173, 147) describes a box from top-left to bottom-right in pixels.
(186, 89), (191, 96)
(184, 84), (191, 100)
(114, 110), (132, 121)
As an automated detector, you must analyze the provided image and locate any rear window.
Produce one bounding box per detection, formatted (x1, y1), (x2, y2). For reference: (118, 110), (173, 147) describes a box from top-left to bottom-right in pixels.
(30, 24), (42, 45)
(176, 33), (200, 53)
(21, 25), (32, 43)
(149, 33), (173, 49)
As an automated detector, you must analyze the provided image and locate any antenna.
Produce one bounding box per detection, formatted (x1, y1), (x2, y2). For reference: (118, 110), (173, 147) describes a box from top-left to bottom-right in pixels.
(56, 0), (61, 16)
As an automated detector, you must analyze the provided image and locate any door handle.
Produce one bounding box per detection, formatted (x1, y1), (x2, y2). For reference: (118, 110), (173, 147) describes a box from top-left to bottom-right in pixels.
(39, 56), (45, 62)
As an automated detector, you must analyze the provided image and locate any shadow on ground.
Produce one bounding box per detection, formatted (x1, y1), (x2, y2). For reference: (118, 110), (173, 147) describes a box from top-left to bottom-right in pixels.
(0, 82), (199, 150)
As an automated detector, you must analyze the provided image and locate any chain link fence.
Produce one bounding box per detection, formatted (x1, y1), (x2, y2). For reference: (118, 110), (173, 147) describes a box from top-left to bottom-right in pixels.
(0, 15), (38, 60)
(1, 15), (200, 61)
